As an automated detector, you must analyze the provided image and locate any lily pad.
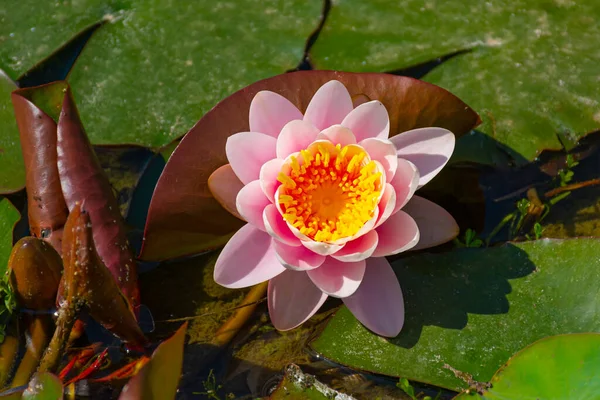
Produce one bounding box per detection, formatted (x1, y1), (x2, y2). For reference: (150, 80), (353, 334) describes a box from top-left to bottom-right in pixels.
(0, 198), (20, 275)
(0, 71), (25, 193)
(140, 70), (480, 261)
(454, 333), (600, 399)
(310, 0), (600, 162)
(66, 0), (322, 147)
(0, 0), (124, 79)
(311, 239), (600, 391)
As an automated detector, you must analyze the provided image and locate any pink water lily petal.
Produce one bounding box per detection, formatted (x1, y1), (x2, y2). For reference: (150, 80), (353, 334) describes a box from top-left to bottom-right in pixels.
(359, 138), (398, 182)
(372, 210), (419, 257)
(307, 258), (366, 298)
(332, 230), (379, 262)
(302, 240), (344, 256)
(263, 204), (301, 247)
(259, 158), (284, 202)
(390, 158), (419, 213)
(343, 257), (404, 337)
(236, 180), (270, 231)
(273, 240), (325, 271)
(390, 127), (455, 188)
(304, 80), (353, 130)
(403, 195), (459, 251)
(375, 183), (396, 228)
(341, 100), (390, 141)
(214, 224), (285, 288)
(249, 91), (303, 137)
(276, 120), (320, 159)
(268, 270), (328, 331)
(226, 132), (277, 184)
(316, 125), (357, 146)
(208, 164), (245, 221)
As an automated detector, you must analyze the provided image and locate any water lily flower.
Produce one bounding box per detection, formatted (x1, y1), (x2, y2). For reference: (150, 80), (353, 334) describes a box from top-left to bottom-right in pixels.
(208, 80), (458, 337)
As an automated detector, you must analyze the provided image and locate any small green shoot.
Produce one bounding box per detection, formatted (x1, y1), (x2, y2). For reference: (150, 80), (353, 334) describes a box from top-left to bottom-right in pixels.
(0, 274), (16, 343)
(397, 378), (440, 400)
(193, 370), (232, 400)
(454, 229), (483, 248)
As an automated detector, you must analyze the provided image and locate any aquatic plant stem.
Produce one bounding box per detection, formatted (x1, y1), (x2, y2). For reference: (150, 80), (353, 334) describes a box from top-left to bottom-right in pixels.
(214, 282), (268, 347)
(11, 315), (53, 387)
(544, 178), (600, 198)
(38, 305), (78, 373)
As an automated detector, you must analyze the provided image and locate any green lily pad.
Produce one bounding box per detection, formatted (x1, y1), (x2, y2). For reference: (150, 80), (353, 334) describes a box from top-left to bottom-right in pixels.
(0, 198), (20, 275)
(454, 333), (600, 399)
(310, 0), (600, 162)
(311, 239), (600, 391)
(0, 0), (124, 79)
(0, 72), (25, 193)
(66, 1), (322, 147)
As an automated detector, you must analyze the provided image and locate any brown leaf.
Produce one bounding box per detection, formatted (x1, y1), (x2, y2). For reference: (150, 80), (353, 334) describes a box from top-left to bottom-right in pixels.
(60, 203), (146, 346)
(140, 70), (480, 261)
(7, 237), (62, 387)
(8, 237), (62, 310)
(11, 83), (70, 253)
(56, 88), (139, 309)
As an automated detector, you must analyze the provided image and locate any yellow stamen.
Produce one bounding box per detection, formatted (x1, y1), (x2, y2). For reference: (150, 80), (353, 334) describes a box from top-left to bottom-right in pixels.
(277, 143), (382, 243)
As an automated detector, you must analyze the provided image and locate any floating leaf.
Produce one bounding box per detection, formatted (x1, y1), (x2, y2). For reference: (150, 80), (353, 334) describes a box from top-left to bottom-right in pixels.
(62, 0), (322, 147)
(141, 70), (480, 261)
(0, 71), (25, 193)
(0, 199), (20, 275)
(119, 322), (187, 400)
(310, 0), (600, 162)
(311, 239), (600, 390)
(454, 334), (600, 399)
(22, 372), (63, 400)
(0, 0), (122, 79)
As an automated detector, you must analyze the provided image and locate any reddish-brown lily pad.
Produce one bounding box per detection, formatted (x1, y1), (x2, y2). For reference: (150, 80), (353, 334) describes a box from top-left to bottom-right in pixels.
(140, 71), (480, 261)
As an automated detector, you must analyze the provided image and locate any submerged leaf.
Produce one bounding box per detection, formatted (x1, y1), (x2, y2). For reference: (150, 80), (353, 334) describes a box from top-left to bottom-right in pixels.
(22, 372), (63, 400)
(141, 71), (480, 261)
(119, 323), (187, 400)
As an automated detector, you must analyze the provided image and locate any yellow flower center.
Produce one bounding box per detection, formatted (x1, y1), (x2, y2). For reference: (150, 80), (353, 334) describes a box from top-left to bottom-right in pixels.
(277, 141), (382, 243)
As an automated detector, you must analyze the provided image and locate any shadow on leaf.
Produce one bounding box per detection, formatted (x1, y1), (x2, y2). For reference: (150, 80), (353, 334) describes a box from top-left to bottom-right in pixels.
(391, 244), (536, 348)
